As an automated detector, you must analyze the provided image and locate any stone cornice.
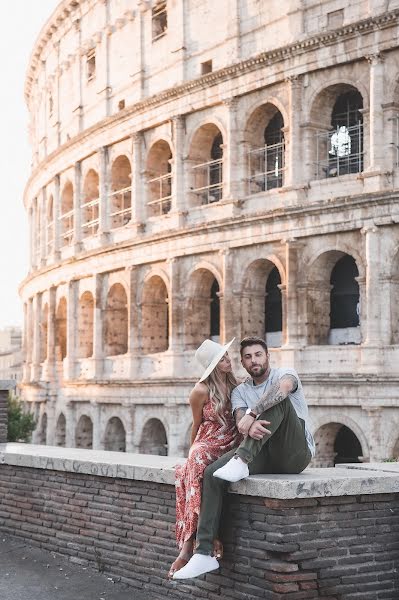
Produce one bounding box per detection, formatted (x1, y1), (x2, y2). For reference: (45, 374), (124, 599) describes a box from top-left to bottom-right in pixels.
(24, 9), (399, 200)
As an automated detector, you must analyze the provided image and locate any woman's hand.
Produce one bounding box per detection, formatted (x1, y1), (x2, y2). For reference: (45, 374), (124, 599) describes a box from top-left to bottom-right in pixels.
(237, 414), (256, 435)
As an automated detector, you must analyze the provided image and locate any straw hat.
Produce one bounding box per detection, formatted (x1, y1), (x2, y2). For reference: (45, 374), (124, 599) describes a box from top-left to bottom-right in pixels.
(195, 338), (235, 383)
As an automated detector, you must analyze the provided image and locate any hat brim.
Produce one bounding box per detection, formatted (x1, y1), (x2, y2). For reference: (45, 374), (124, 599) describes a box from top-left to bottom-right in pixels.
(198, 338), (235, 383)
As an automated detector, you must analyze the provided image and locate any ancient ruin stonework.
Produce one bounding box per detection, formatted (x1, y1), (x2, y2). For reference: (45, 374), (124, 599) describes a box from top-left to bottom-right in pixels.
(20, 0), (399, 464)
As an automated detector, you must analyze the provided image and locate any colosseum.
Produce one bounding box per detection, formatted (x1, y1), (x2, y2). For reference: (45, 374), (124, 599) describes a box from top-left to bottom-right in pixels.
(20, 0), (399, 466)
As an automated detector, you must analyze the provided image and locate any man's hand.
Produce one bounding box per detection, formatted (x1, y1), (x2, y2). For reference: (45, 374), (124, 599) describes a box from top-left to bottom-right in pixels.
(237, 414), (256, 435)
(248, 420), (271, 440)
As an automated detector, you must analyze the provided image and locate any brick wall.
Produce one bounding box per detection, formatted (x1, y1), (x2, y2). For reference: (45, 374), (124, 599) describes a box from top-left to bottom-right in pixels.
(0, 387), (8, 443)
(0, 464), (398, 599)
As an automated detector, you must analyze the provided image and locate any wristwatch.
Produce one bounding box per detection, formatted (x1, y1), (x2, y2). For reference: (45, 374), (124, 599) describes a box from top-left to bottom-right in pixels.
(245, 408), (257, 419)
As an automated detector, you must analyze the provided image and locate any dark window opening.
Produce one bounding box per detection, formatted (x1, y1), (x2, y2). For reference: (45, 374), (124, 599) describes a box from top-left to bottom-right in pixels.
(265, 267), (282, 333)
(210, 279), (220, 339)
(330, 255), (360, 329)
(328, 90), (363, 176)
(118, 99), (125, 111)
(152, 2), (167, 40)
(334, 425), (362, 464)
(86, 50), (96, 82)
(201, 60), (213, 75)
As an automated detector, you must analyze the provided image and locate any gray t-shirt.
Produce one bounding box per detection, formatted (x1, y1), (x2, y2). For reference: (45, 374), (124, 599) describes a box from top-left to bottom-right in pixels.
(231, 367), (315, 457)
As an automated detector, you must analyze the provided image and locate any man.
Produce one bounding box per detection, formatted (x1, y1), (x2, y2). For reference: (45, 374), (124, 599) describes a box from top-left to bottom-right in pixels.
(173, 336), (315, 580)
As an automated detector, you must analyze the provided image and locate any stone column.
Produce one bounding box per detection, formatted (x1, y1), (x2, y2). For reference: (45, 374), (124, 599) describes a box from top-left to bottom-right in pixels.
(131, 132), (145, 228)
(171, 116), (186, 220)
(53, 174), (61, 260)
(282, 239), (306, 347)
(98, 146), (110, 242)
(31, 294), (42, 381)
(46, 286), (57, 381)
(126, 267), (140, 380)
(362, 225), (381, 345)
(93, 273), (105, 378)
(168, 258), (184, 352)
(28, 206), (34, 271)
(91, 401), (102, 450)
(223, 98), (241, 201)
(364, 407), (384, 461)
(65, 402), (75, 447)
(95, 7), (111, 118)
(286, 76), (303, 187)
(39, 188), (46, 266)
(73, 161), (82, 251)
(170, 0), (186, 83)
(65, 280), (78, 380)
(367, 53), (385, 171)
(220, 249), (240, 344)
(71, 17), (83, 133)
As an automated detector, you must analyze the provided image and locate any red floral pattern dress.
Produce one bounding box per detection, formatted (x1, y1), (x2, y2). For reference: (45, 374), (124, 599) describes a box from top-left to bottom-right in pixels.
(175, 398), (241, 548)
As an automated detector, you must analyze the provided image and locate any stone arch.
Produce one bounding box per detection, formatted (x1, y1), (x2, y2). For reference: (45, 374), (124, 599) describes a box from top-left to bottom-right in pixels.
(139, 418), (168, 455)
(110, 155), (132, 228)
(245, 102), (286, 193)
(82, 169), (99, 236)
(40, 303), (48, 363)
(104, 416), (126, 452)
(75, 415), (93, 449)
(309, 83), (365, 179)
(55, 413), (66, 446)
(307, 79), (369, 123)
(312, 421), (364, 468)
(146, 139), (172, 216)
(77, 291), (94, 358)
(185, 267), (222, 348)
(104, 283), (128, 356)
(55, 297), (67, 360)
(142, 275), (169, 353)
(241, 259), (284, 345)
(37, 412), (47, 444)
(60, 181), (74, 246)
(307, 250), (361, 345)
(187, 122), (224, 206)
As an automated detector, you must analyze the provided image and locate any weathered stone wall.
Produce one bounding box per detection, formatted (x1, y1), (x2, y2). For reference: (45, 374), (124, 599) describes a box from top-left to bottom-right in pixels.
(0, 389), (7, 443)
(0, 446), (398, 599)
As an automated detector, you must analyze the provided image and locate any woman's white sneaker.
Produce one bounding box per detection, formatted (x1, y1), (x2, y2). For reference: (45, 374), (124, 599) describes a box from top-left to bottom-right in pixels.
(213, 456), (249, 482)
(172, 553), (219, 579)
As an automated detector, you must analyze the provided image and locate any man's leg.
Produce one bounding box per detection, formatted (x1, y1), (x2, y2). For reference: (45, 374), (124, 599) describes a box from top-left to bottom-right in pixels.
(172, 449), (235, 579)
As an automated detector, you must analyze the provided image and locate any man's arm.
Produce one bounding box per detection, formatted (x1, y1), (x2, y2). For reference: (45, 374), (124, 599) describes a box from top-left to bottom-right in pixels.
(237, 374), (298, 436)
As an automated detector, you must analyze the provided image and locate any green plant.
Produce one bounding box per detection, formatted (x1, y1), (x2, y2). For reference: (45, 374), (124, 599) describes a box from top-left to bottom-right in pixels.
(7, 393), (36, 442)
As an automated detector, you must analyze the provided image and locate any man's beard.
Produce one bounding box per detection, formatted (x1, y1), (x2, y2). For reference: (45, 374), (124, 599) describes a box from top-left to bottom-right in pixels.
(247, 364), (268, 378)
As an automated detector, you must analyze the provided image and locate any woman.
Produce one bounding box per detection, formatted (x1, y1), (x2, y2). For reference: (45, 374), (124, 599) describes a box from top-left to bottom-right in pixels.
(168, 338), (241, 578)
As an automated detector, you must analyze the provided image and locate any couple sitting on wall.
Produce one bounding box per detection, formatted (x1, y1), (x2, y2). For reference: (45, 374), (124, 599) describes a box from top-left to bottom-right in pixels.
(168, 336), (315, 580)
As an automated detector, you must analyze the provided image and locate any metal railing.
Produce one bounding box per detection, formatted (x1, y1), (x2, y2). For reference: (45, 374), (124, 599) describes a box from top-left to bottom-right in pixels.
(191, 158), (223, 204)
(147, 173), (172, 216)
(59, 210), (74, 246)
(315, 122), (363, 179)
(109, 186), (132, 229)
(248, 141), (285, 194)
(81, 197), (99, 237)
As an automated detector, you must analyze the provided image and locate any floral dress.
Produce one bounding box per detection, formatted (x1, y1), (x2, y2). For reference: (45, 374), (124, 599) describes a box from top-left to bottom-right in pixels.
(175, 399), (241, 548)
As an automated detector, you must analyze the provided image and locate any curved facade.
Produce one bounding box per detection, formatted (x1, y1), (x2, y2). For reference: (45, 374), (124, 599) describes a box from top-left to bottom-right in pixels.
(21, 0), (399, 464)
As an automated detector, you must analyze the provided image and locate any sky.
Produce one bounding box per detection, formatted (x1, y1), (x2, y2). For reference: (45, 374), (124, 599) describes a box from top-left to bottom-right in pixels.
(0, 0), (60, 329)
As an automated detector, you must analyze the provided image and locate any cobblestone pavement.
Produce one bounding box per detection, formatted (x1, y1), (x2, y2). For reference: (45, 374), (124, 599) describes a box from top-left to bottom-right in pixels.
(0, 535), (156, 600)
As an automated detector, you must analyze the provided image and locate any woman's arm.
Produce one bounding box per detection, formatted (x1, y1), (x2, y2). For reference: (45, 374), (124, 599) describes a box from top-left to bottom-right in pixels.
(189, 382), (208, 446)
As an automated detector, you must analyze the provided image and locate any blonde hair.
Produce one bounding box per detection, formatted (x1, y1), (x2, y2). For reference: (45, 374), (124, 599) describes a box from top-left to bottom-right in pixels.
(203, 363), (238, 426)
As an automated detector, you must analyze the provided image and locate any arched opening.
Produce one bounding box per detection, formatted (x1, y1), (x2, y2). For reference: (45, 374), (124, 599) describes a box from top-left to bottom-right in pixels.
(55, 297), (67, 360)
(75, 415), (93, 449)
(40, 304), (48, 363)
(37, 412), (47, 445)
(139, 418), (168, 455)
(104, 284), (128, 356)
(307, 251), (361, 345)
(185, 269), (221, 348)
(77, 292), (94, 358)
(81, 169), (99, 237)
(55, 413), (66, 447)
(47, 194), (54, 254)
(312, 85), (364, 179)
(146, 140), (172, 216)
(392, 437), (399, 460)
(104, 417), (126, 452)
(313, 422), (363, 467)
(109, 155), (132, 228)
(246, 104), (285, 193)
(142, 276), (169, 353)
(265, 267), (282, 348)
(189, 124), (223, 205)
(329, 255), (360, 344)
(241, 259), (283, 344)
(60, 181), (74, 246)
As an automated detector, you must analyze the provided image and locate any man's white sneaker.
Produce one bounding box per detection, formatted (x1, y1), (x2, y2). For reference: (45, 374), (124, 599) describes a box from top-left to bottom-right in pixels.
(172, 553), (219, 579)
(213, 456), (249, 482)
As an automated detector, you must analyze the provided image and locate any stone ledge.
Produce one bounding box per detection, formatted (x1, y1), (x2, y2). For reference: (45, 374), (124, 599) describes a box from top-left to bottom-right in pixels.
(1, 443), (399, 499)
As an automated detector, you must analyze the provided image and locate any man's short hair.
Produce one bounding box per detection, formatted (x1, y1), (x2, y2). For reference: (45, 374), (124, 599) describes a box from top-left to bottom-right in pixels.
(240, 336), (268, 356)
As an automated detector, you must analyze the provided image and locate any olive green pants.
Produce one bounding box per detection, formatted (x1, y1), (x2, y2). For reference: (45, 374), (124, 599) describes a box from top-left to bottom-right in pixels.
(195, 397), (312, 555)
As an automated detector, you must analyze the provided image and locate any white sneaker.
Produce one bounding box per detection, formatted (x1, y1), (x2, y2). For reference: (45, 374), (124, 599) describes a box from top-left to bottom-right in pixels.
(172, 553), (219, 579)
(213, 456), (249, 482)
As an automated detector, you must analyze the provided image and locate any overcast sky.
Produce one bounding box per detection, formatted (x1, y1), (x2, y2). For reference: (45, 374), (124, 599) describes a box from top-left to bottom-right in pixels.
(0, 0), (60, 329)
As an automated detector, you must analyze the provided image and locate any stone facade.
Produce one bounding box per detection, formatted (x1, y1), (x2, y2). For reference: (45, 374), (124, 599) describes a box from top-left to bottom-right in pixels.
(20, 0), (399, 463)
